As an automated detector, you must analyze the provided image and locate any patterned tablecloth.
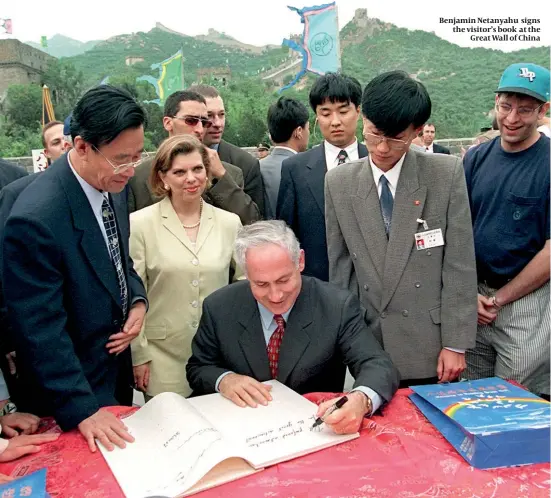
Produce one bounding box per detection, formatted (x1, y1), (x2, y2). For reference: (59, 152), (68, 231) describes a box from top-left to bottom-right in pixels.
(0, 388), (549, 497)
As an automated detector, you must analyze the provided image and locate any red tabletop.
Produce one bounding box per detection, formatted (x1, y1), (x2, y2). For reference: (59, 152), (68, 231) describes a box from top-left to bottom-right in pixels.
(0, 388), (549, 497)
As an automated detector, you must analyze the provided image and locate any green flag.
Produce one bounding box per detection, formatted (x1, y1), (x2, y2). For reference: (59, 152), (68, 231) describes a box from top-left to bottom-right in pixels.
(137, 50), (184, 106)
(40, 35), (48, 48)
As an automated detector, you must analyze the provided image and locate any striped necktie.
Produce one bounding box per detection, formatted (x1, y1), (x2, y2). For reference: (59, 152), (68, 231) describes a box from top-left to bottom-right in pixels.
(267, 314), (285, 379)
(101, 197), (128, 317)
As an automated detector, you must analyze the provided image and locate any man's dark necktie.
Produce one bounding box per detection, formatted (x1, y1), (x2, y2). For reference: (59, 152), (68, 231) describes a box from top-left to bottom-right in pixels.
(267, 314), (285, 379)
(379, 175), (393, 237)
(337, 150), (348, 165)
(102, 197), (128, 317)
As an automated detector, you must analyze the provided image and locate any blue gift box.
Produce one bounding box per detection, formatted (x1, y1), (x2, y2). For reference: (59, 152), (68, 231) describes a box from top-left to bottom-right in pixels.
(409, 377), (551, 469)
(0, 468), (47, 497)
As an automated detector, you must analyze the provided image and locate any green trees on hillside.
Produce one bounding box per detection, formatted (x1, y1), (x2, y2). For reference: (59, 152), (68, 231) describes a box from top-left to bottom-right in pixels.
(1, 22), (549, 158)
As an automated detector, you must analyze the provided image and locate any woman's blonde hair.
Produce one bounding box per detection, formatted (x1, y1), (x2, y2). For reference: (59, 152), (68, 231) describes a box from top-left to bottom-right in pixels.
(149, 134), (211, 198)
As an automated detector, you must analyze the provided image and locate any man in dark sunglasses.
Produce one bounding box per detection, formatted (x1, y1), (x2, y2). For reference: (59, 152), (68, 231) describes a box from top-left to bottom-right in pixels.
(128, 90), (261, 225)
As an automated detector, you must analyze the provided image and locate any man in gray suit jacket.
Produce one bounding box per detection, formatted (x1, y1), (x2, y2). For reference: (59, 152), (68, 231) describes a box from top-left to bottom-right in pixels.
(128, 90), (260, 224)
(260, 97), (310, 218)
(187, 221), (399, 435)
(325, 71), (477, 387)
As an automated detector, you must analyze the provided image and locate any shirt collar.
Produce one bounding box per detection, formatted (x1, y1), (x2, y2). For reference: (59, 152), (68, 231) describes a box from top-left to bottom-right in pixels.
(209, 143), (220, 152)
(324, 139), (358, 162)
(369, 152), (407, 193)
(425, 143), (433, 152)
(67, 151), (107, 215)
(257, 302), (294, 329)
(273, 146), (298, 155)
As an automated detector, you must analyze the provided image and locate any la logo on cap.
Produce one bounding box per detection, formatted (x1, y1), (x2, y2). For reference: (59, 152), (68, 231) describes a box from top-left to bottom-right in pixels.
(519, 67), (536, 82)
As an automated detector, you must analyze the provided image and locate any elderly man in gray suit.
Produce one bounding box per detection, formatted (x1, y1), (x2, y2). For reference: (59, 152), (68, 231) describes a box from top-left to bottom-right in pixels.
(260, 97), (310, 219)
(187, 220), (399, 435)
(325, 71), (477, 387)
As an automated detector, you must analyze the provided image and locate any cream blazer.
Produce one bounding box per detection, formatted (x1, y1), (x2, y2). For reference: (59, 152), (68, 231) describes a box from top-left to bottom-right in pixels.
(129, 197), (242, 397)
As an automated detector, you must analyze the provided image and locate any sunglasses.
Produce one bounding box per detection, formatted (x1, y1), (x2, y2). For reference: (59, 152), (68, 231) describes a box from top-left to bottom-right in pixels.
(172, 115), (212, 128)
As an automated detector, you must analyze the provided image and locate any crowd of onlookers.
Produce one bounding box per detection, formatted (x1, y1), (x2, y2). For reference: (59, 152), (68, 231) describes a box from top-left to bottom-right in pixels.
(0, 61), (548, 474)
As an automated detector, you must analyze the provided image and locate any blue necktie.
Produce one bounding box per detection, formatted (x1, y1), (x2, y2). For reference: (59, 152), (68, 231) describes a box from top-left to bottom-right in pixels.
(102, 197), (128, 317)
(379, 176), (393, 237)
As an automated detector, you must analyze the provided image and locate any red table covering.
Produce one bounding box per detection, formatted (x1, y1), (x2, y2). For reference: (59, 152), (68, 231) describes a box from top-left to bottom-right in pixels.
(0, 388), (549, 497)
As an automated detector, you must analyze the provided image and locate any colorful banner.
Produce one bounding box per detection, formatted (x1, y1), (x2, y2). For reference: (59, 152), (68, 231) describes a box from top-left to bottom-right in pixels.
(137, 49), (184, 106)
(42, 85), (56, 126)
(40, 35), (48, 47)
(281, 2), (340, 91)
(1, 18), (12, 34)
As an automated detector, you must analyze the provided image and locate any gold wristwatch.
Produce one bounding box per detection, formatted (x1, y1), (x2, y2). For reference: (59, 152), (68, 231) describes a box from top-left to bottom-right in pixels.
(365, 395), (373, 417)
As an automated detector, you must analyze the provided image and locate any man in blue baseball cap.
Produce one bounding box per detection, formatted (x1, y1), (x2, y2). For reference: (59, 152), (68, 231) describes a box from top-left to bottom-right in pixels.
(463, 62), (550, 399)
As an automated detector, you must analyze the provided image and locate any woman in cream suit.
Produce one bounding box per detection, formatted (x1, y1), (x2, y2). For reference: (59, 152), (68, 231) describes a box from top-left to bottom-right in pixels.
(130, 135), (242, 399)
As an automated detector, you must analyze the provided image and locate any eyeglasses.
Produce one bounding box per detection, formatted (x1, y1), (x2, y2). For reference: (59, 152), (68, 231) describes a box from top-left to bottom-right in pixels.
(172, 115), (213, 128)
(92, 145), (150, 174)
(495, 102), (545, 118)
(363, 132), (409, 151)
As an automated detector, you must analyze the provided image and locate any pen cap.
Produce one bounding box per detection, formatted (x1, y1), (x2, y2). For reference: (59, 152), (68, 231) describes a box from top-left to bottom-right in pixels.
(335, 396), (348, 408)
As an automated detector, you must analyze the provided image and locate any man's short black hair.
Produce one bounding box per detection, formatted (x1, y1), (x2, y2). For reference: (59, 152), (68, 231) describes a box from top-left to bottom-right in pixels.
(361, 71), (431, 137)
(267, 97), (309, 144)
(308, 72), (362, 112)
(70, 85), (147, 148)
(164, 90), (207, 118)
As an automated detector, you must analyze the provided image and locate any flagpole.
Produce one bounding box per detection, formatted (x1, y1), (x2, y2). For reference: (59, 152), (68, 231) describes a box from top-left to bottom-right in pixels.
(42, 85), (46, 127)
(334, 4), (342, 72)
(181, 44), (185, 90)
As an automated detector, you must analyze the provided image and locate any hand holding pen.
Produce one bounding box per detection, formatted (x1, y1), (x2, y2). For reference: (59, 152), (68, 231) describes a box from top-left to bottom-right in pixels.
(312, 391), (372, 435)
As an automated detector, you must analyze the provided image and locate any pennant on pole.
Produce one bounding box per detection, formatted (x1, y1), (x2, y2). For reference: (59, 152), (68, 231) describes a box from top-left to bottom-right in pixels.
(281, 2), (340, 92)
(0, 18), (12, 34)
(137, 49), (184, 106)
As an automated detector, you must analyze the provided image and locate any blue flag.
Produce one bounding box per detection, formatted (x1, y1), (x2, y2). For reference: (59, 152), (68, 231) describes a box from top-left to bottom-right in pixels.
(281, 2), (340, 91)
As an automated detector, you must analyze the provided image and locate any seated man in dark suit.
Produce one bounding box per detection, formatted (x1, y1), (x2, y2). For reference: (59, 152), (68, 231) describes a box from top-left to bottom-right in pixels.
(2, 85), (148, 452)
(187, 221), (400, 435)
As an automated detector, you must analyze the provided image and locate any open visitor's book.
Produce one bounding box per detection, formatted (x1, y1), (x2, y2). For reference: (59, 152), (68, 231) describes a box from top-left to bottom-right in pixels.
(100, 380), (359, 497)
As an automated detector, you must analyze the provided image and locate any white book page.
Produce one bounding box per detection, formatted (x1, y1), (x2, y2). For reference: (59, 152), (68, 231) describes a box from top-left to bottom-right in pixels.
(188, 380), (358, 468)
(99, 392), (252, 498)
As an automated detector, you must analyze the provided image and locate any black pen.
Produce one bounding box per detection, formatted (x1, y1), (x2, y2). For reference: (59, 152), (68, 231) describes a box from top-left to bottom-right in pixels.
(311, 395), (349, 429)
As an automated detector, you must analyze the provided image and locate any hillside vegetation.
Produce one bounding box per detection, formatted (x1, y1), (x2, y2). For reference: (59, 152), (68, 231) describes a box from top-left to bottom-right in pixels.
(1, 16), (548, 157)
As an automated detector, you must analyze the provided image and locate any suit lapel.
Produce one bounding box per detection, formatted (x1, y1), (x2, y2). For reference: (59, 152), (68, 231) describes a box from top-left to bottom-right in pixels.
(56, 156), (122, 308)
(305, 144), (327, 215)
(194, 202), (215, 254)
(160, 197), (198, 255)
(352, 159), (388, 281)
(237, 297), (272, 380)
(358, 142), (368, 158)
(277, 279), (313, 384)
(381, 152), (426, 310)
